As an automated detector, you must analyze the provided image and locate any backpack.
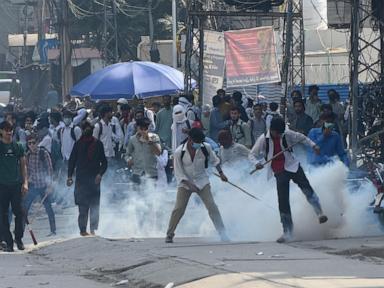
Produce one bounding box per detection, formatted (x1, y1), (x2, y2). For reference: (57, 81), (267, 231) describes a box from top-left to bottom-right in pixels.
(96, 121), (116, 139)
(180, 142), (209, 168)
(58, 126), (77, 142)
(186, 108), (203, 129)
(264, 133), (291, 161)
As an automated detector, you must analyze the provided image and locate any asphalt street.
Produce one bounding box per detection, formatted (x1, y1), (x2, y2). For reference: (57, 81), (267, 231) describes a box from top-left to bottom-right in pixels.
(1, 208), (384, 288)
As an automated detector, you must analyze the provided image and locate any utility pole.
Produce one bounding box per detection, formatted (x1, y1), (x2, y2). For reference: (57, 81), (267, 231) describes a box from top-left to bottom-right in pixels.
(148, 0), (154, 49)
(172, 0), (177, 68)
(102, 0), (118, 64)
(59, 0), (73, 97)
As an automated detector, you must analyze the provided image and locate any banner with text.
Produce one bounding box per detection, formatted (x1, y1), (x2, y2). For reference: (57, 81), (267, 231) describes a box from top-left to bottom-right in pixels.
(224, 27), (280, 88)
(202, 30), (225, 105)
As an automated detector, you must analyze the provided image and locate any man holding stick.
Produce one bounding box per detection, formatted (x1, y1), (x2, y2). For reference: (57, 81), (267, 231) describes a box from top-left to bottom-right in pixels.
(250, 118), (328, 243)
(165, 128), (229, 243)
(23, 133), (56, 237)
(0, 121), (28, 252)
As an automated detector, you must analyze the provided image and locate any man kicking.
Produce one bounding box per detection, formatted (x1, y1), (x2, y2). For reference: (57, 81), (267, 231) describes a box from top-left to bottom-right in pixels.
(165, 128), (229, 243)
(250, 117), (328, 243)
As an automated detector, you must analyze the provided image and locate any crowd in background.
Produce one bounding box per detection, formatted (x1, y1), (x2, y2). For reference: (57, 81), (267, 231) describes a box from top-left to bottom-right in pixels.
(0, 84), (351, 251)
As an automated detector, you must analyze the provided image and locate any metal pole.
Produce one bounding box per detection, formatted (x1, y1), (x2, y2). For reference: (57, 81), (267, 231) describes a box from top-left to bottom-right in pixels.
(148, 0), (154, 50)
(60, 0), (73, 97)
(350, 0), (360, 166)
(281, 0), (293, 120)
(172, 0), (177, 68)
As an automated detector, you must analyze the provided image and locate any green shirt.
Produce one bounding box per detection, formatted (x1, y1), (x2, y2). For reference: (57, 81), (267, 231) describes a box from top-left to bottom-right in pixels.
(0, 141), (24, 185)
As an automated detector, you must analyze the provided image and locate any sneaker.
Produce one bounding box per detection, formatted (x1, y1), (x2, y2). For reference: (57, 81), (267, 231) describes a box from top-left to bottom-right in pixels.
(15, 240), (25, 251)
(165, 235), (173, 243)
(319, 215), (328, 224)
(90, 231), (96, 236)
(47, 232), (56, 237)
(276, 233), (292, 244)
(80, 232), (90, 237)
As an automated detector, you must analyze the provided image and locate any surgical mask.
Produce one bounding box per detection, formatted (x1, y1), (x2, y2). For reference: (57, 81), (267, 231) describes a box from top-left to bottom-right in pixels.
(192, 142), (202, 150)
(63, 117), (72, 126)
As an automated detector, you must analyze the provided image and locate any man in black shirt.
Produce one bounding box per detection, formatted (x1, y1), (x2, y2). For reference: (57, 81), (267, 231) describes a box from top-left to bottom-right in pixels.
(67, 121), (107, 236)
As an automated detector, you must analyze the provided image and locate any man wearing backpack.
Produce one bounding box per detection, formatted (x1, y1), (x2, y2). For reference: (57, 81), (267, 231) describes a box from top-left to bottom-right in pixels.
(24, 134), (56, 236)
(0, 121), (28, 252)
(229, 106), (252, 148)
(93, 105), (121, 159)
(250, 117), (328, 243)
(165, 128), (229, 243)
(60, 110), (82, 162)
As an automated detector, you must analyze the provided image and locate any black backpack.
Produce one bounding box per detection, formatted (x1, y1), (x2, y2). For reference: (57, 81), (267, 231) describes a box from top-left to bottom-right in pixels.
(180, 142), (209, 168)
(96, 121), (117, 139)
(58, 126), (77, 142)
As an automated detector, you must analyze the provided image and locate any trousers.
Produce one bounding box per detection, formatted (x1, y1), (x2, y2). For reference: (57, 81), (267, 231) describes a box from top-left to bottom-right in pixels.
(78, 197), (100, 233)
(275, 166), (323, 233)
(166, 184), (226, 237)
(23, 186), (56, 233)
(0, 183), (23, 246)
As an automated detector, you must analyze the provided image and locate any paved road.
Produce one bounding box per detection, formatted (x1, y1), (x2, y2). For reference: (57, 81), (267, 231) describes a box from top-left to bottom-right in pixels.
(1, 232), (384, 287)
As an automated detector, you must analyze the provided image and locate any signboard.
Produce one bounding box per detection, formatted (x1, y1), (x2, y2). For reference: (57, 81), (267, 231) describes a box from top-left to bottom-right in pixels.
(202, 30), (225, 105)
(224, 27), (280, 88)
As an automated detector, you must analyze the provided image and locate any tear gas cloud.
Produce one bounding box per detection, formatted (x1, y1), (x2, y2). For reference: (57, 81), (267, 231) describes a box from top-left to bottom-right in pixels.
(59, 158), (383, 242)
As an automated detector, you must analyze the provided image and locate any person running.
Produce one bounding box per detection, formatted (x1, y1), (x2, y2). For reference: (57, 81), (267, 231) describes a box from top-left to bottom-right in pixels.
(250, 118), (328, 243)
(24, 134), (56, 236)
(165, 128), (229, 243)
(0, 121), (28, 252)
(67, 121), (108, 236)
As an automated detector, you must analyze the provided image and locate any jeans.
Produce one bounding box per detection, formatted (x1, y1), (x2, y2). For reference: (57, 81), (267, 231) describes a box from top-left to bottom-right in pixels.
(0, 183), (24, 246)
(23, 186), (56, 233)
(275, 166), (323, 233)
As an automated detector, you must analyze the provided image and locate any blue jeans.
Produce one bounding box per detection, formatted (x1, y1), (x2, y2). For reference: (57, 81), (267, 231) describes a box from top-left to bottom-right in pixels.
(23, 186), (56, 233)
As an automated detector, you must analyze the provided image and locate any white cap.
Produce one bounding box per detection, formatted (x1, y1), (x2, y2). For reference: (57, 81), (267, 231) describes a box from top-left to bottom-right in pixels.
(117, 98), (128, 105)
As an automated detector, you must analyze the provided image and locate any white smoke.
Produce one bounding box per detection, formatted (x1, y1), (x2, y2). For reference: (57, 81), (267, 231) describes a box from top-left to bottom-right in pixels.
(59, 158), (383, 242)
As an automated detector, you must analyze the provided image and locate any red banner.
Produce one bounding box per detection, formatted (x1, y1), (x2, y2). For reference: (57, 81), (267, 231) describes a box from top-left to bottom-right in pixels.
(224, 27), (280, 87)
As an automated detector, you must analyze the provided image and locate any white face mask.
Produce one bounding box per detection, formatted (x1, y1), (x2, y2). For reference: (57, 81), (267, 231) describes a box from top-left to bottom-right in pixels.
(173, 113), (185, 123)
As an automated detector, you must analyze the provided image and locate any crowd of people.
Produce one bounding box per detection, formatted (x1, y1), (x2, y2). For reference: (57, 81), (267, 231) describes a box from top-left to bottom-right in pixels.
(0, 85), (350, 252)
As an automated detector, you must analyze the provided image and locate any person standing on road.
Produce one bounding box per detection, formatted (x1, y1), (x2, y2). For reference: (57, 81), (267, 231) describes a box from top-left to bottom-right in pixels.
(165, 128), (229, 243)
(155, 95), (173, 149)
(67, 121), (108, 237)
(126, 118), (161, 184)
(24, 134), (56, 236)
(0, 121), (28, 252)
(250, 118), (328, 243)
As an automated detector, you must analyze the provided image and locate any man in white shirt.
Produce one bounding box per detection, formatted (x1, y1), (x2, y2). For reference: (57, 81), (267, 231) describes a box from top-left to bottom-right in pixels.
(93, 105), (122, 159)
(165, 128), (229, 243)
(60, 110), (82, 161)
(250, 117), (328, 243)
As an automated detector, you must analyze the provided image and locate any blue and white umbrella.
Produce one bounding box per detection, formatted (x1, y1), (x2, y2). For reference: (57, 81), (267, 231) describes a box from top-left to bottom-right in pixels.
(70, 61), (196, 100)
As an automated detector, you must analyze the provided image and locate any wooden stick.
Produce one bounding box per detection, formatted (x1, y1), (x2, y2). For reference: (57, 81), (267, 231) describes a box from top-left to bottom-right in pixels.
(24, 192), (50, 246)
(213, 173), (261, 201)
(250, 139), (304, 175)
